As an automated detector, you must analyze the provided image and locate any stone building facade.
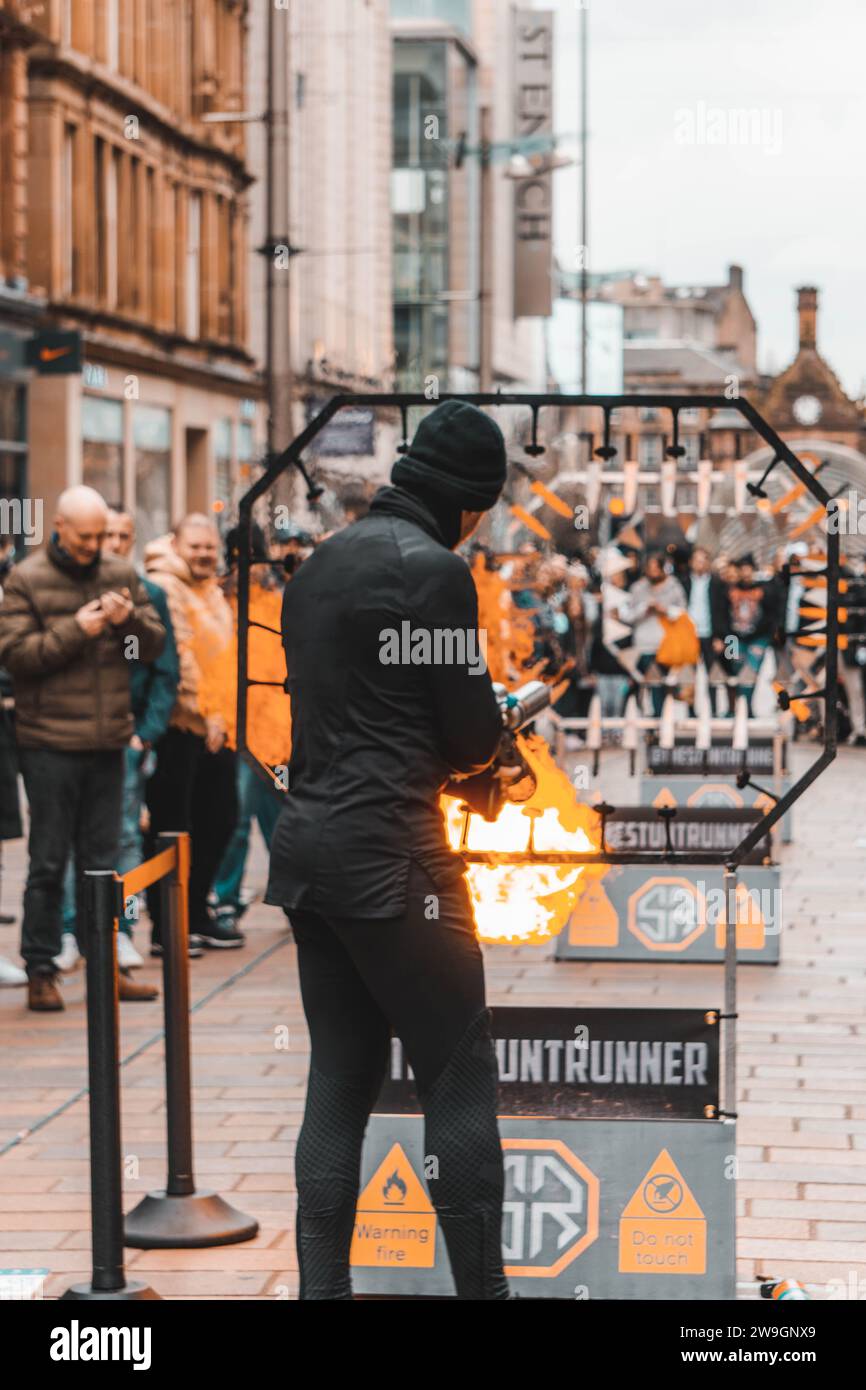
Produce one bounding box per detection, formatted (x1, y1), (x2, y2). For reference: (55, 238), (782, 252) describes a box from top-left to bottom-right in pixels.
(0, 0), (265, 552)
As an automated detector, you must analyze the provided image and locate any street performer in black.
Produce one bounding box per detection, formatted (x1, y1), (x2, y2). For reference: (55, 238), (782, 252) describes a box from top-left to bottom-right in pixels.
(266, 401), (512, 1299)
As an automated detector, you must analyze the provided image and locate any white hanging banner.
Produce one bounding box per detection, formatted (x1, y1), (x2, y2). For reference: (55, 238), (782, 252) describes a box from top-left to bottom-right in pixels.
(513, 10), (555, 318)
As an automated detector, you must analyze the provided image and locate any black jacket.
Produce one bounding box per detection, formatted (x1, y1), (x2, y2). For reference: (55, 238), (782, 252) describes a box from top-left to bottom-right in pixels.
(726, 579), (779, 641)
(265, 486), (502, 917)
(682, 572), (732, 640)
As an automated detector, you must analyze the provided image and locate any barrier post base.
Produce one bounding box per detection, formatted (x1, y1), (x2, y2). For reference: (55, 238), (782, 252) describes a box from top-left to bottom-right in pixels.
(124, 1190), (259, 1249)
(61, 1281), (161, 1301)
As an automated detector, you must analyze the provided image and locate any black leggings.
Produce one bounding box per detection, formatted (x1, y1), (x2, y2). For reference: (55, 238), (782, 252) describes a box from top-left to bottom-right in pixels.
(289, 860), (509, 1300)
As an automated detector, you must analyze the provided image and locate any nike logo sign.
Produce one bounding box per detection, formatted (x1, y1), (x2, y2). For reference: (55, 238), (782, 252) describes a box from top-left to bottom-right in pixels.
(40, 346), (72, 361)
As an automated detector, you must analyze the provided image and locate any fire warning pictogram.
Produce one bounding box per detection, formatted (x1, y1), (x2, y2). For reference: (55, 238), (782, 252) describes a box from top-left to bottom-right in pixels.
(567, 878), (619, 947)
(350, 1142), (437, 1269)
(618, 1147), (706, 1274)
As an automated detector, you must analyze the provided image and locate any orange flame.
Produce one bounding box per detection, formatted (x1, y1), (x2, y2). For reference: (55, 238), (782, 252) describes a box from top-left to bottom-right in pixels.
(441, 734), (601, 946)
(471, 553), (537, 686)
(191, 582), (292, 767)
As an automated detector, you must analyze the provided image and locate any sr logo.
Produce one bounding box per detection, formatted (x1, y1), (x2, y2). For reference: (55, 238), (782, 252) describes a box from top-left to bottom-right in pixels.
(686, 784), (743, 810)
(627, 877), (707, 952)
(501, 1139), (599, 1276)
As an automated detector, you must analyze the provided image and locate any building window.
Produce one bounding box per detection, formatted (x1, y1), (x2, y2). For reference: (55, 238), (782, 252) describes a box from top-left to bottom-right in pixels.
(392, 40), (451, 388)
(82, 396), (124, 507)
(390, 0), (471, 30)
(682, 434), (700, 468)
(217, 197), (232, 340)
(129, 158), (141, 312)
(106, 0), (120, 68)
(134, 405), (172, 552)
(238, 421), (254, 462)
(106, 148), (119, 307)
(638, 433), (663, 468)
(185, 191), (201, 339)
(146, 165), (155, 321)
(0, 382), (27, 547)
(214, 418), (233, 532)
(63, 125), (75, 295)
(94, 139), (105, 300)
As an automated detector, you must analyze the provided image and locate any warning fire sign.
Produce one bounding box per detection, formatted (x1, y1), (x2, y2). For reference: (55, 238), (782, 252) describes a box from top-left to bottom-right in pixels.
(350, 1142), (437, 1269)
(618, 1147), (707, 1275)
(351, 1113), (734, 1297)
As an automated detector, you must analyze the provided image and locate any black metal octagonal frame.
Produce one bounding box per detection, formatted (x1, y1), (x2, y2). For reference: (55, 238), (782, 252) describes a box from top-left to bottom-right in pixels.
(236, 392), (840, 871)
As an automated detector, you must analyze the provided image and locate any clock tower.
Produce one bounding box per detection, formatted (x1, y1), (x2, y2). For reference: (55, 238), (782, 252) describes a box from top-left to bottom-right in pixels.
(759, 286), (865, 452)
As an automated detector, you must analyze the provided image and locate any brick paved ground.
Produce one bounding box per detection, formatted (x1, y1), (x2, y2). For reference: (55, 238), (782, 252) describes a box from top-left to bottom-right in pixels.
(1, 742), (865, 1300)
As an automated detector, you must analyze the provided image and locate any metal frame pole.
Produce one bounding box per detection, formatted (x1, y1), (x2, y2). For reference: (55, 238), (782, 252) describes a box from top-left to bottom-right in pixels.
(722, 865), (739, 1123)
(61, 871), (158, 1301)
(124, 834), (259, 1250)
(160, 832), (194, 1198)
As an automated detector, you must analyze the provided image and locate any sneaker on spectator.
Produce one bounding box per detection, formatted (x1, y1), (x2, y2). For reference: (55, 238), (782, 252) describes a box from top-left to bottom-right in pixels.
(116, 933), (144, 969)
(196, 917), (245, 949)
(53, 933), (81, 973)
(0, 955), (26, 987)
(150, 933), (205, 959)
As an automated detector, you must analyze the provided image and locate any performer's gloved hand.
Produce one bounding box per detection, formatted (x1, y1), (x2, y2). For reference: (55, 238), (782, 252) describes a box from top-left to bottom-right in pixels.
(445, 731), (536, 822)
(492, 729), (536, 804)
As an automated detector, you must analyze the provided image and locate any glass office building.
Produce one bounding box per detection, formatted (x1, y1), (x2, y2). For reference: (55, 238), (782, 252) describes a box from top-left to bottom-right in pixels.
(391, 3), (479, 391)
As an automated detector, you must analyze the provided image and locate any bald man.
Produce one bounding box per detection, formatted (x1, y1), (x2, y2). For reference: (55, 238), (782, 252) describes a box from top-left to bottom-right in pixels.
(0, 486), (165, 1010)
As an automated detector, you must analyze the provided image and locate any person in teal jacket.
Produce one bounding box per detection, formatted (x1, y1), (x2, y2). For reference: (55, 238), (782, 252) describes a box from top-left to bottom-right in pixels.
(55, 510), (179, 973)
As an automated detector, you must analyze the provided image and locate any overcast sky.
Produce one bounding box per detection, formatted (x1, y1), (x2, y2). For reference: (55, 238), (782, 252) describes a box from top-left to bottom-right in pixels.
(545, 0), (865, 396)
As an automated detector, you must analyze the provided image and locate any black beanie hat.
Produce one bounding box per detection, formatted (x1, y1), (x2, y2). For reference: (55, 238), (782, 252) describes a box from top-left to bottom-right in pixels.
(391, 401), (507, 512)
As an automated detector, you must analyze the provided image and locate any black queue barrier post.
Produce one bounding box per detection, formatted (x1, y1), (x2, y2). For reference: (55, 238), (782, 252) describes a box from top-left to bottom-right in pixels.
(124, 832), (259, 1248)
(62, 871), (159, 1302)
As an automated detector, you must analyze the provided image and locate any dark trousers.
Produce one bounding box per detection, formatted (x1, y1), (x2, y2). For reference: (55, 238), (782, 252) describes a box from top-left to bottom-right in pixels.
(636, 651), (671, 716)
(18, 747), (124, 977)
(289, 860), (508, 1300)
(144, 726), (238, 938)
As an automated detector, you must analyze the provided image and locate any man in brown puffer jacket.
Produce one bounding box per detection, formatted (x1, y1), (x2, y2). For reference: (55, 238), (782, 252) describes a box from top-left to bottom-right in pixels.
(0, 486), (165, 1010)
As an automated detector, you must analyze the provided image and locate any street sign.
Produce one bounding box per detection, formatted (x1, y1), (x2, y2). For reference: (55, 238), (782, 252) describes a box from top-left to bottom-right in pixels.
(351, 1117), (735, 1299)
(512, 9), (555, 318)
(377, 1007), (720, 1120)
(645, 736), (786, 776)
(618, 1147), (707, 1275)
(556, 861), (781, 963)
(305, 396), (375, 457)
(601, 805), (772, 861)
(350, 1142), (437, 1270)
(26, 329), (82, 375)
(641, 774), (794, 843)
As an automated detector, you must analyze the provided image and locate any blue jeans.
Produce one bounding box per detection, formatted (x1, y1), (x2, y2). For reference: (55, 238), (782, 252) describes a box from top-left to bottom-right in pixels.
(213, 758), (284, 912)
(730, 637), (769, 714)
(636, 652), (671, 717)
(61, 746), (148, 940)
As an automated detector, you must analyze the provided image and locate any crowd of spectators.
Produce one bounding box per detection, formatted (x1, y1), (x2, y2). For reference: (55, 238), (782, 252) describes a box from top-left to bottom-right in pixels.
(470, 537), (866, 740)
